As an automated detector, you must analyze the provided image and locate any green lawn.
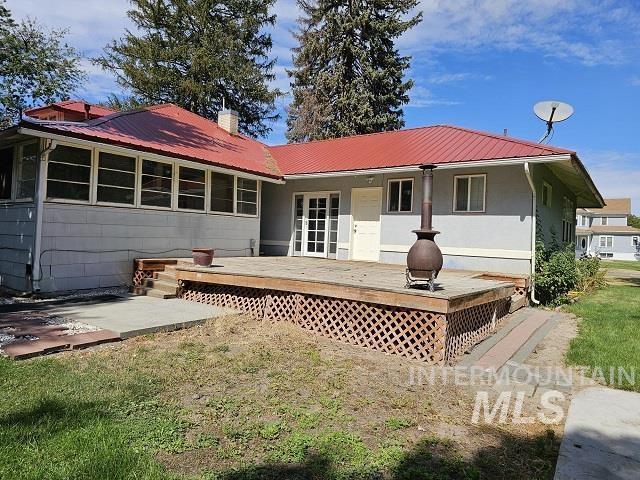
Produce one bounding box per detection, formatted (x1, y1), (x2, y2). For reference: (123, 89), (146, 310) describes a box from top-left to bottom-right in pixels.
(600, 259), (640, 272)
(565, 283), (640, 392)
(0, 314), (559, 480)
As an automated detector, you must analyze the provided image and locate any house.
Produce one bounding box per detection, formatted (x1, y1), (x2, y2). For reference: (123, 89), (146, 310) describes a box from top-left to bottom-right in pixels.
(0, 101), (603, 295)
(576, 198), (640, 260)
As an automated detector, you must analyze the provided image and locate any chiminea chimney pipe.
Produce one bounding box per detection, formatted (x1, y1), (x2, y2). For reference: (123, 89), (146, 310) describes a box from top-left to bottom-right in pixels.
(421, 165), (435, 231)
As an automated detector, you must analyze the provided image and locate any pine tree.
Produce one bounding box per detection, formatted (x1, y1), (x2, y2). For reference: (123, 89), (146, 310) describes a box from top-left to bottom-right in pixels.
(286, 0), (421, 142)
(94, 0), (281, 138)
(0, 1), (85, 128)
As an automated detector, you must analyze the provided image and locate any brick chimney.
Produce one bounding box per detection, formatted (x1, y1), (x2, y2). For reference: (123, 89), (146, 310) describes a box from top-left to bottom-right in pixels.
(217, 109), (239, 135)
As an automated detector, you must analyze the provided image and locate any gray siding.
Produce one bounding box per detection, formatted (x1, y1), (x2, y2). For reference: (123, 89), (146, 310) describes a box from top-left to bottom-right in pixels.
(0, 203), (37, 291)
(38, 203), (260, 292)
(532, 163), (577, 246)
(262, 164), (534, 274)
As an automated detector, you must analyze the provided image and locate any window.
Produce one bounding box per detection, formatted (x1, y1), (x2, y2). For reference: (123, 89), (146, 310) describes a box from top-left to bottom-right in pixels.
(141, 159), (172, 208)
(293, 195), (303, 254)
(46, 145), (92, 201)
(454, 174), (485, 212)
(542, 181), (552, 207)
(178, 166), (205, 210)
(581, 237), (587, 249)
(236, 178), (258, 215)
(0, 146), (13, 200)
(96, 151), (136, 205)
(16, 143), (37, 200)
(632, 236), (639, 247)
(210, 172), (234, 213)
(581, 216), (588, 227)
(599, 252), (613, 259)
(562, 196), (574, 244)
(329, 193), (339, 256)
(387, 179), (413, 212)
(599, 235), (613, 248)
(601, 217), (608, 226)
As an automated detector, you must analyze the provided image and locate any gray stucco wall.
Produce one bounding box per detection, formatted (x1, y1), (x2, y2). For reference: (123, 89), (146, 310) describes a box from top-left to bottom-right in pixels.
(38, 203), (260, 292)
(261, 164), (534, 274)
(0, 203), (37, 291)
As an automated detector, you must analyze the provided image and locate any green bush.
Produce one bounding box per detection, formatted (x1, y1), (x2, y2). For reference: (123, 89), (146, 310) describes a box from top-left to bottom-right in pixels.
(534, 243), (606, 305)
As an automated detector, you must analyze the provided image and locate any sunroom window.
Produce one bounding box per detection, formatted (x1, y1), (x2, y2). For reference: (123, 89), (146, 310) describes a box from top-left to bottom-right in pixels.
(47, 145), (92, 201)
(96, 151), (136, 205)
(141, 159), (172, 208)
(236, 178), (258, 215)
(178, 166), (205, 210)
(16, 143), (37, 200)
(210, 172), (234, 213)
(0, 146), (13, 200)
(454, 174), (485, 212)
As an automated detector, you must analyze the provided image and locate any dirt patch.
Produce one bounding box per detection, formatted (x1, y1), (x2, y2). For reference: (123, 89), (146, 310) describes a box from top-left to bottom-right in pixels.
(72, 313), (561, 478)
(525, 312), (578, 368)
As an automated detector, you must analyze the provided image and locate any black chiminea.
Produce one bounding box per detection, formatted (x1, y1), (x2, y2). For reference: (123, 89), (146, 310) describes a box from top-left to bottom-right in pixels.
(406, 165), (443, 291)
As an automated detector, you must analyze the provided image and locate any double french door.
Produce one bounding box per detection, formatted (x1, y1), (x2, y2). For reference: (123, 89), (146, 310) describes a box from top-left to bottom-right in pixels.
(293, 193), (339, 258)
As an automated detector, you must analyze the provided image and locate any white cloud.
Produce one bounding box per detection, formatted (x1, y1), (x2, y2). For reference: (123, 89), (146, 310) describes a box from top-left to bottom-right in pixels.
(631, 76), (640, 86)
(580, 149), (640, 215)
(407, 85), (461, 107)
(400, 0), (640, 66)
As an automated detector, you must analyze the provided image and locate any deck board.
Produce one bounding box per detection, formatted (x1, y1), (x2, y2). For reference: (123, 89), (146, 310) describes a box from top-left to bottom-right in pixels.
(175, 257), (516, 313)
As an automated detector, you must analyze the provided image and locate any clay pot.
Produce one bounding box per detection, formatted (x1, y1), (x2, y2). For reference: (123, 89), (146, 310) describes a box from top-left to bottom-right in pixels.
(192, 248), (214, 267)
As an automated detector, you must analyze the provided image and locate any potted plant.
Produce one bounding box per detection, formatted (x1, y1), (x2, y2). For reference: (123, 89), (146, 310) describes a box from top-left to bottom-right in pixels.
(192, 248), (215, 267)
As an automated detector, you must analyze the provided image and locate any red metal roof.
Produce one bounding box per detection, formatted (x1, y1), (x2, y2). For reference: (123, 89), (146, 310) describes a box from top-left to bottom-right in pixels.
(22, 104), (282, 179)
(26, 100), (116, 119)
(269, 125), (574, 175)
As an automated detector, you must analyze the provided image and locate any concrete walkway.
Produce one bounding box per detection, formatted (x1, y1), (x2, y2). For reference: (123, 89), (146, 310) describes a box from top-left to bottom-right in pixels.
(555, 387), (640, 479)
(47, 295), (234, 338)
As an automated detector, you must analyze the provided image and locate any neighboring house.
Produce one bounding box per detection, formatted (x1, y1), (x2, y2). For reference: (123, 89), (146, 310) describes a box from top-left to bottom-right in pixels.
(0, 100), (603, 293)
(576, 198), (640, 260)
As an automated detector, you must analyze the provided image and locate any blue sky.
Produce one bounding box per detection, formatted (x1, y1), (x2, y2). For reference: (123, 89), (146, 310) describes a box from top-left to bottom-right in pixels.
(8, 0), (640, 213)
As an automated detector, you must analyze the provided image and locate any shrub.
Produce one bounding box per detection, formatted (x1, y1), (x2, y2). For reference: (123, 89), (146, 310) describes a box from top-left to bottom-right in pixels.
(534, 243), (579, 305)
(534, 242), (607, 305)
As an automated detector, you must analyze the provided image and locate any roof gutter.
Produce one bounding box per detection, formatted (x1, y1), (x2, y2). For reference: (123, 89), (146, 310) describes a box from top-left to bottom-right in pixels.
(523, 162), (540, 305)
(282, 154), (573, 179)
(18, 126), (285, 184)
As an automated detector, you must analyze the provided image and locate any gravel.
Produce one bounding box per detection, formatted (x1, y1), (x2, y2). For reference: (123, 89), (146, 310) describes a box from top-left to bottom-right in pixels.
(0, 286), (130, 305)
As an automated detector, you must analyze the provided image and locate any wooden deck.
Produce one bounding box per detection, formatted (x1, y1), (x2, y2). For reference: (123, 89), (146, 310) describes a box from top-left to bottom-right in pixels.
(174, 257), (516, 314)
(135, 256), (523, 364)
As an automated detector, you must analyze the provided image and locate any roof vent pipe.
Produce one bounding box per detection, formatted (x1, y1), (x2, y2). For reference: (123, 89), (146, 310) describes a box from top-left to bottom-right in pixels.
(218, 109), (239, 135)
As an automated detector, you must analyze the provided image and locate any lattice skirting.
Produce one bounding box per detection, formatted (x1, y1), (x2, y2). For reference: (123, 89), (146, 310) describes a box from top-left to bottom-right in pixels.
(514, 286), (528, 296)
(179, 281), (509, 365)
(133, 269), (154, 286)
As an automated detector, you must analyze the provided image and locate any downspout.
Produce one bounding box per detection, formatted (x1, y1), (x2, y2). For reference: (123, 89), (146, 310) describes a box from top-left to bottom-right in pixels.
(523, 162), (540, 304)
(31, 139), (57, 292)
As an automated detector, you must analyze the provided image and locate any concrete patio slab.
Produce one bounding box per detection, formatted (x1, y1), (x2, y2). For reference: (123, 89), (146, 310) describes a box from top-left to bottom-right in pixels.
(555, 387), (640, 479)
(46, 295), (235, 339)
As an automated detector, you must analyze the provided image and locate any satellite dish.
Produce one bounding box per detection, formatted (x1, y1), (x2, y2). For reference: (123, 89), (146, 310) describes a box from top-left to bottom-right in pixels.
(534, 100), (574, 143)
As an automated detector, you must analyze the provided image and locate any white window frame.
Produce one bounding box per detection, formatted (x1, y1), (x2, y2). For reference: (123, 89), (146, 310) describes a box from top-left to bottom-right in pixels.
(453, 174), (486, 213)
(176, 164), (207, 213)
(94, 148), (138, 207)
(542, 181), (553, 207)
(599, 235), (613, 248)
(138, 157), (174, 211)
(601, 216), (608, 226)
(0, 140), (41, 204)
(209, 171), (236, 216)
(235, 177), (260, 218)
(45, 141), (94, 204)
(288, 190), (341, 258)
(632, 236), (639, 247)
(387, 178), (414, 213)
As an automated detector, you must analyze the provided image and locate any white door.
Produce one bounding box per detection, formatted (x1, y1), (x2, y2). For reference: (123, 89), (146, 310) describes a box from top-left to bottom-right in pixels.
(350, 187), (382, 261)
(303, 194), (329, 257)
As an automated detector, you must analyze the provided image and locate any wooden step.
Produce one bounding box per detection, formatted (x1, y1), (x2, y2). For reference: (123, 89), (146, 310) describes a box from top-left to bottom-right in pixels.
(131, 285), (177, 299)
(142, 278), (178, 294)
(154, 270), (178, 282)
(509, 293), (528, 313)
